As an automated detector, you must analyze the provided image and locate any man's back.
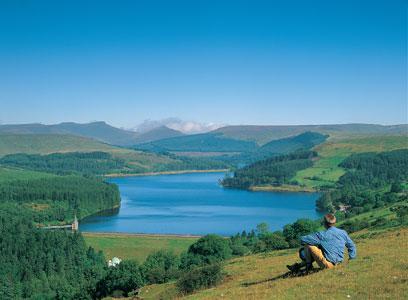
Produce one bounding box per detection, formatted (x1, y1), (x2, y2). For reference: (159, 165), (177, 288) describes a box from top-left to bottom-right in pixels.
(301, 226), (356, 264)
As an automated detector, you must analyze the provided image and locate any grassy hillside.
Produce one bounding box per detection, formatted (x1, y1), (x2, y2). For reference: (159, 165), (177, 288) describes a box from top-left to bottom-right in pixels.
(293, 135), (408, 189)
(0, 134), (120, 157)
(83, 233), (198, 262)
(0, 121), (140, 146)
(139, 227), (407, 299)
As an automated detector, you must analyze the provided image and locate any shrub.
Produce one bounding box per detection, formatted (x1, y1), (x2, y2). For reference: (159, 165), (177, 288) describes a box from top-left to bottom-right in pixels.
(339, 219), (370, 233)
(283, 219), (319, 247)
(97, 260), (144, 297)
(230, 242), (250, 256)
(261, 233), (289, 250)
(176, 264), (224, 295)
(142, 250), (180, 284)
(391, 205), (408, 224)
(179, 235), (232, 271)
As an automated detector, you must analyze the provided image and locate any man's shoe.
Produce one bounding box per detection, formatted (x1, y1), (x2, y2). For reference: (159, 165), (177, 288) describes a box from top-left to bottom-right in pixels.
(286, 263), (301, 272)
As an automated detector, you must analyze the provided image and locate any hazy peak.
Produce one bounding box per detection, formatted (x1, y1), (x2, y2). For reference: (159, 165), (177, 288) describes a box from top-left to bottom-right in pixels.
(133, 118), (225, 134)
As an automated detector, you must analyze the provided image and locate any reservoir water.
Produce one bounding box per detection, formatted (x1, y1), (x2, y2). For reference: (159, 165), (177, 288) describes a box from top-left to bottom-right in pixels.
(80, 172), (321, 236)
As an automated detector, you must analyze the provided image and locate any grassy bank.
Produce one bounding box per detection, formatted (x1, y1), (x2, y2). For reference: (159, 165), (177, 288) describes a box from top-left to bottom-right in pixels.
(83, 232), (198, 262)
(139, 227), (408, 299)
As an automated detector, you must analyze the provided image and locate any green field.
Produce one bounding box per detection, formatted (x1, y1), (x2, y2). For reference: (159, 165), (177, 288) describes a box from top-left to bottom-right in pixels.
(83, 233), (198, 262)
(293, 136), (408, 189)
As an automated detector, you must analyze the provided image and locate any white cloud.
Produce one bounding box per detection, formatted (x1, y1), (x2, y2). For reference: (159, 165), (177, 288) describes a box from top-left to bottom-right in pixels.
(132, 118), (225, 134)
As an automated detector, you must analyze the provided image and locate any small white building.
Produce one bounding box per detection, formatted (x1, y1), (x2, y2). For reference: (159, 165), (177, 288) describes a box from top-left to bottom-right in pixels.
(108, 257), (122, 267)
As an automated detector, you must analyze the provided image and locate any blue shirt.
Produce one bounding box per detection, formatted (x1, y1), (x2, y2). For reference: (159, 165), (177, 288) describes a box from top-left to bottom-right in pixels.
(300, 226), (357, 264)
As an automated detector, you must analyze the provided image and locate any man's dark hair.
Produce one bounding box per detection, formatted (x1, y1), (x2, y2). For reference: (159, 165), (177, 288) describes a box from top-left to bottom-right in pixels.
(324, 214), (336, 227)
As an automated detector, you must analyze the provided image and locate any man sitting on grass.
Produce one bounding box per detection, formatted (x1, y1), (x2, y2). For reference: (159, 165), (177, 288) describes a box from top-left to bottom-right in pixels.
(287, 214), (356, 272)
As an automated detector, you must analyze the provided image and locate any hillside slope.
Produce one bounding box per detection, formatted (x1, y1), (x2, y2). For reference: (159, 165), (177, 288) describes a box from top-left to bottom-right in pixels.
(0, 121), (139, 146)
(215, 124), (408, 145)
(0, 134), (120, 157)
(140, 228), (407, 299)
(136, 132), (258, 153)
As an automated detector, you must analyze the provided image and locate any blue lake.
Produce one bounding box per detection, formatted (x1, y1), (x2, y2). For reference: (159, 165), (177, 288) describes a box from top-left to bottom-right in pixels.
(80, 172), (321, 236)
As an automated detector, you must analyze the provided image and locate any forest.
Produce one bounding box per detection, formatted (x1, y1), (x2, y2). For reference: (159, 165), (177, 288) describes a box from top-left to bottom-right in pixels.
(0, 152), (126, 175)
(0, 172), (120, 223)
(316, 149), (408, 214)
(0, 204), (107, 299)
(222, 151), (317, 189)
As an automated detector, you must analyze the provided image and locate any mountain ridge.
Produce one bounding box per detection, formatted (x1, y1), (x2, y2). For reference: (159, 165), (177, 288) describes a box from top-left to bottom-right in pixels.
(1, 122), (406, 148)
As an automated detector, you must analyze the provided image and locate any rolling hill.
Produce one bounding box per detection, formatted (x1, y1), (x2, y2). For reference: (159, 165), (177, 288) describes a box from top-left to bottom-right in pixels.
(215, 124), (408, 145)
(0, 134), (119, 157)
(0, 121), (140, 146)
(135, 132), (258, 153)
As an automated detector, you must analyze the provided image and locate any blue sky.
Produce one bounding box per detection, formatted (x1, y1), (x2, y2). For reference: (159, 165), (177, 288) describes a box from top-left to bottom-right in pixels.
(0, 0), (406, 127)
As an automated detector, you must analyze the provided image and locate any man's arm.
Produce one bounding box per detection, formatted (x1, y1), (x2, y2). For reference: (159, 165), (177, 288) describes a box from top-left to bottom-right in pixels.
(300, 231), (323, 246)
(345, 233), (357, 259)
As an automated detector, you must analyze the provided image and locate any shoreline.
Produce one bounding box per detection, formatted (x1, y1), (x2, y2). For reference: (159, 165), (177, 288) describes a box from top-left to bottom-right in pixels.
(81, 231), (202, 239)
(249, 184), (317, 193)
(104, 169), (229, 178)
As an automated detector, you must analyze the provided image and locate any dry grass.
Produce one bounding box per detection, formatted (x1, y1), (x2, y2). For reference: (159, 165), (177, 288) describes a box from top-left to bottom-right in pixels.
(140, 228), (408, 300)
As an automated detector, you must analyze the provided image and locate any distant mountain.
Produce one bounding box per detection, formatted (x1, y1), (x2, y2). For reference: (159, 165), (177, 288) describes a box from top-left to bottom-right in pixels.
(0, 121), (139, 146)
(215, 124), (408, 145)
(217, 131), (328, 165)
(0, 134), (121, 157)
(2, 122), (406, 149)
(134, 123), (407, 158)
(135, 132), (258, 153)
(134, 126), (184, 144)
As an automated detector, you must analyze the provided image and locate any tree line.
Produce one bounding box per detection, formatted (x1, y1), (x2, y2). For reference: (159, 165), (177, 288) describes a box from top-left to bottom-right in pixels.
(221, 151), (317, 189)
(0, 152), (126, 176)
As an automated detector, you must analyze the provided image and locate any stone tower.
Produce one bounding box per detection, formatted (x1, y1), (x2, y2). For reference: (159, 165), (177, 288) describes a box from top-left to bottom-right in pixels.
(72, 214), (79, 231)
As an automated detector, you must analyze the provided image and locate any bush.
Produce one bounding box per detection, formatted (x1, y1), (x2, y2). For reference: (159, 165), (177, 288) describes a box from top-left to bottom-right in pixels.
(261, 233), (289, 251)
(184, 234), (232, 268)
(339, 219), (370, 233)
(142, 250), (179, 284)
(97, 260), (144, 297)
(391, 205), (408, 225)
(283, 219), (319, 247)
(230, 242), (250, 256)
(176, 264), (224, 295)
